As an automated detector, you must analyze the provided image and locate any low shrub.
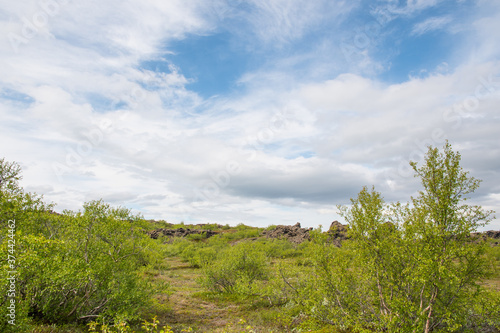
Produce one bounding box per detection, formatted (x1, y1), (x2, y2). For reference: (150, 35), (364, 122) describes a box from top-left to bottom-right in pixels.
(256, 238), (299, 258)
(201, 242), (269, 294)
(0, 161), (162, 331)
(221, 228), (261, 241)
(162, 238), (192, 257)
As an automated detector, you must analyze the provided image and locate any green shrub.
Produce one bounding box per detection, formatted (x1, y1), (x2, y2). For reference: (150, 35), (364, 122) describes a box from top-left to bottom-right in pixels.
(235, 223), (251, 230)
(198, 223), (220, 231)
(0, 160), (162, 329)
(180, 243), (217, 268)
(258, 260), (311, 308)
(201, 242), (269, 294)
(221, 228), (261, 241)
(487, 244), (500, 264)
(185, 233), (205, 241)
(165, 234), (228, 266)
(31, 201), (157, 324)
(162, 238), (192, 257)
(256, 238), (299, 258)
(305, 143), (500, 332)
(205, 234), (229, 249)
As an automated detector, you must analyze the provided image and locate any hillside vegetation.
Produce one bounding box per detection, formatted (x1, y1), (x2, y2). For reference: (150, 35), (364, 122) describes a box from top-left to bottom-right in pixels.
(1, 143), (500, 332)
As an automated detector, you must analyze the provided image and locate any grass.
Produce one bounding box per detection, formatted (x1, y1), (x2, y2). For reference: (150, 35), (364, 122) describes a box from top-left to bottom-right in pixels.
(482, 241), (500, 292)
(129, 233), (500, 333)
(140, 257), (284, 333)
(26, 224), (500, 333)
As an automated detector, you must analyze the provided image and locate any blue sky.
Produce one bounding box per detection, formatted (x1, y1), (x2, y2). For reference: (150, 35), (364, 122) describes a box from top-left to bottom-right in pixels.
(137, 1), (477, 95)
(165, 32), (251, 98)
(1, 0), (499, 230)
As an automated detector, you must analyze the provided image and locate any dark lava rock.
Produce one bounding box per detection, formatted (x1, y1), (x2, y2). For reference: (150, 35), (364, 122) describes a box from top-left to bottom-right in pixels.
(327, 220), (349, 247)
(485, 230), (500, 239)
(148, 228), (218, 239)
(262, 222), (312, 244)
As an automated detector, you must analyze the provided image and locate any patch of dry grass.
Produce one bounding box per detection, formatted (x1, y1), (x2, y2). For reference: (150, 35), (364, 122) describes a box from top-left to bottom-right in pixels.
(144, 257), (283, 333)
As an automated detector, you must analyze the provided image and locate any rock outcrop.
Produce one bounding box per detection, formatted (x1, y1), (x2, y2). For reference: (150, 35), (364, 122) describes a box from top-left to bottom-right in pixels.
(262, 221), (350, 245)
(148, 228), (218, 239)
(471, 230), (500, 246)
(327, 220), (349, 247)
(263, 222), (312, 244)
(484, 230), (500, 239)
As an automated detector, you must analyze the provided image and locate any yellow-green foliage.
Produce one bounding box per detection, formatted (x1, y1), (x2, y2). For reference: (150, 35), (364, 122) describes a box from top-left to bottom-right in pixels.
(200, 241), (269, 294)
(88, 316), (193, 333)
(0, 159), (163, 331)
(307, 143), (500, 332)
(255, 238), (300, 258)
(3, 145), (500, 333)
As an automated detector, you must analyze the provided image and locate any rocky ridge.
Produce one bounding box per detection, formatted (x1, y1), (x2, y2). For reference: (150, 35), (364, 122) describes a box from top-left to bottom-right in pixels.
(147, 221), (499, 247)
(262, 222), (313, 244)
(148, 228), (218, 240)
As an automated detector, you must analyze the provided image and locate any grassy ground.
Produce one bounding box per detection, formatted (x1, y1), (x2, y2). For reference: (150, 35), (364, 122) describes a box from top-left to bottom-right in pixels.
(483, 241), (500, 292)
(31, 256), (288, 333)
(144, 257), (287, 333)
(28, 229), (500, 333)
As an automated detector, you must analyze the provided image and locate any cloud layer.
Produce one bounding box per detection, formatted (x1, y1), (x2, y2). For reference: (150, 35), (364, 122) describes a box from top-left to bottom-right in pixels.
(1, 0), (499, 230)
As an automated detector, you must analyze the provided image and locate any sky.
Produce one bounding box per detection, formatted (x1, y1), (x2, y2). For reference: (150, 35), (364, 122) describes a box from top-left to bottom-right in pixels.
(1, 0), (499, 230)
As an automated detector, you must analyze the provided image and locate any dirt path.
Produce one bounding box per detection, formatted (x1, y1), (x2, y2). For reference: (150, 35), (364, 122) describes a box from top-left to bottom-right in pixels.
(155, 258), (248, 332)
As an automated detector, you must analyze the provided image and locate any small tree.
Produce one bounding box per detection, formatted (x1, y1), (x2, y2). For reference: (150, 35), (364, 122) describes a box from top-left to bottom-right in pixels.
(405, 142), (494, 332)
(0, 159), (161, 331)
(333, 142), (497, 332)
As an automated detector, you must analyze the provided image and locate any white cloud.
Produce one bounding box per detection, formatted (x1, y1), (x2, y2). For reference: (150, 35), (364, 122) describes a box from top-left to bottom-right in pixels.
(469, 5), (500, 63)
(242, 0), (356, 45)
(1, 0), (499, 231)
(407, 0), (441, 11)
(412, 16), (453, 36)
(378, 0), (443, 17)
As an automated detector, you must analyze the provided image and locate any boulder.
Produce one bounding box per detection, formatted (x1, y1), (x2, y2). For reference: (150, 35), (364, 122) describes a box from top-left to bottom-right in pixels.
(148, 228), (218, 239)
(262, 222), (312, 244)
(327, 220), (349, 247)
(485, 230), (500, 239)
